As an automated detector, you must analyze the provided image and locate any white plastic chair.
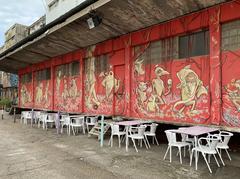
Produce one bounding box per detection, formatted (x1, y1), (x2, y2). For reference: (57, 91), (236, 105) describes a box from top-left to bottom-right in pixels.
(216, 131), (233, 161)
(108, 123), (126, 148)
(86, 116), (98, 133)
(144, 123), (159, 148)
(44, 113), (56, 130)
(69, 116), (85, 135)
(21, 111), (32, 125)
(60, 115), (71, 135)
(39, 113), (48, 129)
(163, 130), (191, 164)
(34, 111), (42, 124)
(190, 135), (225, 173)
(128, 125), (148, 152)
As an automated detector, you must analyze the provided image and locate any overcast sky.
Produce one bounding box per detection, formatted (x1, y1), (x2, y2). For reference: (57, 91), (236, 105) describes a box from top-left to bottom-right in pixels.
(0, 0), (46, 46)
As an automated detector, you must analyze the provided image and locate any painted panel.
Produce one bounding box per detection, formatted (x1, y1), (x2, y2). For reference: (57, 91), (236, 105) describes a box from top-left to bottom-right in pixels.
(53, 61), (82, 112)
(19, 74), (33, 108)
(131, 52), (210, 124)
(221, 50), (240, 127)
(83, 46), (125, 115)
(33, 75), (52, 110)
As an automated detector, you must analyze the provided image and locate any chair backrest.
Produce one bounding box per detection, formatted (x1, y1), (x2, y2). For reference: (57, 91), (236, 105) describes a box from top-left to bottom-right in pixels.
(165, 130), (177, 145)
(72, 116), (84, 125)
(34, 111), (42, 119)
(41, 113), (48, 122)
(47, 114), (55, 121)
(110, 124), (120, 134)
(199, 135), (220, 151)
(219, 131), (233, 146)
(90, 116), (98, 123)
(25, 111), (32, 119)
(137, 125), (146, 136)
(178, 127), (188, 141)
(150, 123), (158, 134)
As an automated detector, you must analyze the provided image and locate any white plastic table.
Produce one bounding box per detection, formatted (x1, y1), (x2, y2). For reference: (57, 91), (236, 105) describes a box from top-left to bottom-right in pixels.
(116, 120), (153, 152)
(175, 126), (219, 147)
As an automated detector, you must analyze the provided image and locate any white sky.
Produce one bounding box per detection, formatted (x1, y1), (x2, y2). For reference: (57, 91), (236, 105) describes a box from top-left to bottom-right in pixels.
(0, 0), (46, 46)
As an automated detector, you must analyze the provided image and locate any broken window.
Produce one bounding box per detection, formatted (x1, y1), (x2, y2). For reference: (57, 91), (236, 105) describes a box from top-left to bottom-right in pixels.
(21, 73), (32, 84)
(56, 61), (80, 78)
(222, 20), (240, 51)
(179, 30), (209, 58)
(35, 68), (51, 81)
(134, 37), (178, 65)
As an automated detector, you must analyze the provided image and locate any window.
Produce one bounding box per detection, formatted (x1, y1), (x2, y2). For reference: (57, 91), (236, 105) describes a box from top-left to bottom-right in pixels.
(48, 0), (59, 11)
(179, 30), (209, 58)
(35, 68), (51, 81)
(69, 61), (80, 76)
(21, 73), (32, 84)
(222, 20), (240, 51)
(134, 37), (178, 65)
(95, 54), (109, 74)
(56, 61), (80, 78)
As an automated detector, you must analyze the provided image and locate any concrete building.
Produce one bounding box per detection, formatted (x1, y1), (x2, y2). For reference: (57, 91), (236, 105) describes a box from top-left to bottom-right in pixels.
(4, 23), (28, 50)
(29, 16), (46, 35)
(45, 0), (87, 24)
(0, 71), (18, 102)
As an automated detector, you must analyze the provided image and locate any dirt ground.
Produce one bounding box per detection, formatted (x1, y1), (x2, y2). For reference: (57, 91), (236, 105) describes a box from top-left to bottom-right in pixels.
(0, 114), (240, 179)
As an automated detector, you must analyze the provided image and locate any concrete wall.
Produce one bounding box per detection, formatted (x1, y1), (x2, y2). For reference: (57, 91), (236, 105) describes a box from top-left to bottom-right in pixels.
(45, 0), (87, 24)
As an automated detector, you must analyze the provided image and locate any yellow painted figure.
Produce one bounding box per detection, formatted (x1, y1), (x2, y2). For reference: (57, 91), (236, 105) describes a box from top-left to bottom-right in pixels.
(173, 65), (207, 115)
(152, 67), (172, 104)
(35, 82), (43, 104)
(136, 82), (148, 108)
(225, 79), (240, 112)
(101, 71), (120, 100)
(134, 56), (145, 76)
(20, 85), (30, 105)
(85, 46), (100, 109)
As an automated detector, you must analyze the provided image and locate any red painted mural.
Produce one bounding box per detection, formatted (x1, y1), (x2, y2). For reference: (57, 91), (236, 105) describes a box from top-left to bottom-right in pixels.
(18, 1), (240, 130)
(32, 61), (53, 110)
(19, 67), (33, 108)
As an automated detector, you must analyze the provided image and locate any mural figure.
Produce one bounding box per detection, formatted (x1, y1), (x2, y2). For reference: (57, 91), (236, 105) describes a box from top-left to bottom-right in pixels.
(101, 71), (120, 100)
(20, 85), (31, 105)
(152, 66), (172, 104)
(134, 56), (145, 76)
(56, 69), (62, 96)
(62, 78), (69, 101)
(136, 82), (148, 108)
(35, 82), (43, 104)
(147, 95), (159, 113)
(85, 46), (100, 109)
(173, 65), (208, 116)
(69, 78), (78, 98)
(44, 81), (50, 103)
(225, 79), (240, 112)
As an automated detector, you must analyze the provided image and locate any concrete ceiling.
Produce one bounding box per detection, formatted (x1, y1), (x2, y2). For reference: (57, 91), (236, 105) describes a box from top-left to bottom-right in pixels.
(0, 0), (227, 74)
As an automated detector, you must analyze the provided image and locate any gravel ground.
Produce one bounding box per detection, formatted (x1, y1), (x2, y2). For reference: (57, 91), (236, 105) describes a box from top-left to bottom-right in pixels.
(0, 114), (240, 179)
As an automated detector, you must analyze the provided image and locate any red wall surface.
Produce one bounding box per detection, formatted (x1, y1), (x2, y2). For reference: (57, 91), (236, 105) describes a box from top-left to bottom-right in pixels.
(18, 1), (240, 129)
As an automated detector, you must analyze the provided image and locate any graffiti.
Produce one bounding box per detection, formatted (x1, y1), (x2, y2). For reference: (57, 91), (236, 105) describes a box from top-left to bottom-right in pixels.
(20, 84), (31, 105)
(135, 66), (172, 114)
(152, 66), (172, 104)
(35, 82), (43, 104)
(85, 46), (100, 110)
(34, 80), (51, 108)
(101, 71), (120, 101)
(225, 79), (240, 112)
(134, 56), (145, 76)
(173, 65), (208, 116)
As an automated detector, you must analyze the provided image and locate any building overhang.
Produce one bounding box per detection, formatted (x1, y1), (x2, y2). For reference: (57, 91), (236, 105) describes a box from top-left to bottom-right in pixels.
(0, 0), (227, 74)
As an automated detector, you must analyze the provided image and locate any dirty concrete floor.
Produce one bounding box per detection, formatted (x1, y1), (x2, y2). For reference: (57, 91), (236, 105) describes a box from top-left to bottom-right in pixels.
(0, 115), (240, 179)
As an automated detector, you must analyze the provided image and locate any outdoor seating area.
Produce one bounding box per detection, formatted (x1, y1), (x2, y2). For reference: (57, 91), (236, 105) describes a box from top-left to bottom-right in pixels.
(19, 110), (235, 174)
